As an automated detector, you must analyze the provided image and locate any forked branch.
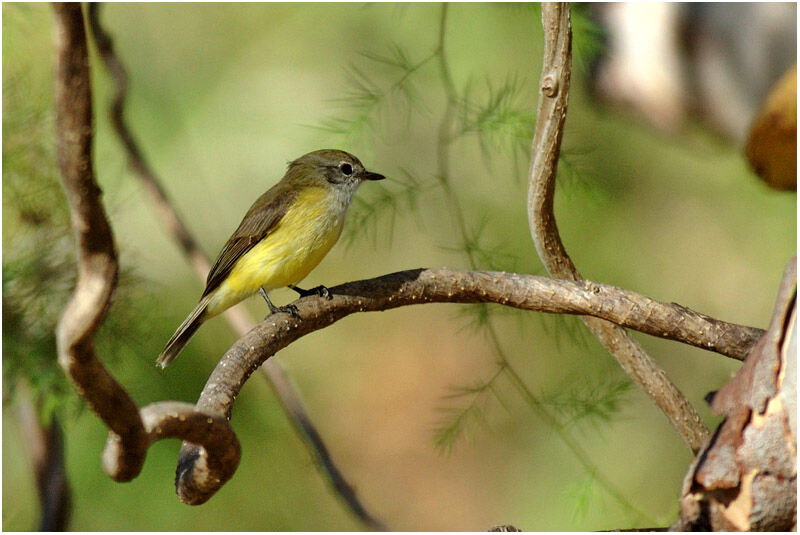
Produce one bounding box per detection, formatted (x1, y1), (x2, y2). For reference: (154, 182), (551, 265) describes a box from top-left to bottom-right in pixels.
(55, 0), (766, 514)
(174, 268), (763, 502)
(526, 2), (710, 453)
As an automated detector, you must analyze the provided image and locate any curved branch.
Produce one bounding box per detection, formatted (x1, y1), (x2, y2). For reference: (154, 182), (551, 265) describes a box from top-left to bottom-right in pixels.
(53, 1), (240, 491)
(101, 402), (241, 505)
(86, 5), (385, 526)
(526, 3), (710, 453)
(53, 1), (147, 481)
(174, 267), (763, 501)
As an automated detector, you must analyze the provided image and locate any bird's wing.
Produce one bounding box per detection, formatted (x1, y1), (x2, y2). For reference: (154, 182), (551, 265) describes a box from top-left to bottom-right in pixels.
(202, 186), (298, 297)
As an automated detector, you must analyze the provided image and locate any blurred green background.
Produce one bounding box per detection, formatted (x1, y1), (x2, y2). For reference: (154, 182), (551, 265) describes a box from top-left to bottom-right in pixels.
(3, 3), (795, 531)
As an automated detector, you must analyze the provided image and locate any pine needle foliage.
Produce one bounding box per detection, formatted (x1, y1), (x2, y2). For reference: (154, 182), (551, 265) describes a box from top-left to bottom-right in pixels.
(313, 43), (437, 145)
(314, 4), (641, 524)
(570, 3), (605, 75)
(3, 55), (150, 423)
(341, 169), (431, 249)
(3, 63), (80, 422)
(441, 212), (520, 273)
(543, 376), (634, 431)
(458, 75), (536, 167)
(433, 364), (507, 453)
(565, 473), (601, 523)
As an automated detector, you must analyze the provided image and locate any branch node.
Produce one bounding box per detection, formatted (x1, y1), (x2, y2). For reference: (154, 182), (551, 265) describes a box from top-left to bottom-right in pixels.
(542, 73), (559, 97)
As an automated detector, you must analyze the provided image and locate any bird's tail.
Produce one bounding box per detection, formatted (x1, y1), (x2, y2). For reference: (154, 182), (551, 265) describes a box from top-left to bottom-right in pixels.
(157, 296), (210, 368)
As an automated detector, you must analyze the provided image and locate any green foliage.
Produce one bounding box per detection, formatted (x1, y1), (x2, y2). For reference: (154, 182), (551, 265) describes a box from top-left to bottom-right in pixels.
(2, 53), (78, 422)
(2, 26), (149, 423)
(570, 4), (605, 75)
(341, 169), (430, 249)
(557, 145), (605, 198)
(458, 75), (535, 166)
(442, 212), (521, 273)
(314, 44), (437, 145)
(433, 364), (506, 452)
(543, 375), (634, 431)
(318, 3), (614, 450)
(8, 3), (790, 531)
(564, 473), (601, 523)
(312, 4), (650, 525)
(537, 313), (594, 354)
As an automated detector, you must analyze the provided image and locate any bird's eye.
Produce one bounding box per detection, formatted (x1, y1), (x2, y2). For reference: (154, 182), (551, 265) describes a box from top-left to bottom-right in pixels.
(339, 163), (353, 176)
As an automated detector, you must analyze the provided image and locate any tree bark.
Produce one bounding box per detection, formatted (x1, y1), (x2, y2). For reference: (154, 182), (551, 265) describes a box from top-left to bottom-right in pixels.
(675, 256), (796, 531)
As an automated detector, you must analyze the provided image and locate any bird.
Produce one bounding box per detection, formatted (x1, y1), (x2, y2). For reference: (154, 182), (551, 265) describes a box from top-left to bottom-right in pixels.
(157, 149), (385, 367)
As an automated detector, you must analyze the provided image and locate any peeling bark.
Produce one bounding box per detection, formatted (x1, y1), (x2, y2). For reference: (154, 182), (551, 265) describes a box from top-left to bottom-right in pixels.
(675, 256), (797, 531)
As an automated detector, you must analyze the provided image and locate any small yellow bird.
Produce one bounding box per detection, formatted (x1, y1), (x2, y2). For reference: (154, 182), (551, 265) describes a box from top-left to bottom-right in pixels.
(157, 149), (384, 367)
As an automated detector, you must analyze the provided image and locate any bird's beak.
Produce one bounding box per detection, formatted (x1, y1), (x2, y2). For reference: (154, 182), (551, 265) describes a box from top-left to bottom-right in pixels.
(360, 170), (385, 181)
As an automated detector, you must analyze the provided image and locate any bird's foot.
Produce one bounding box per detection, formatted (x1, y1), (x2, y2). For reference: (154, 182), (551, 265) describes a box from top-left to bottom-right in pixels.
(290, 284), (332, 300)
(260, 287), (302, 319)
(265, 303), (301, 320)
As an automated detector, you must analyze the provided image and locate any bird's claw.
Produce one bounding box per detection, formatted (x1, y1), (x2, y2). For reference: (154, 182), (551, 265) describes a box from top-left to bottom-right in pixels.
(266, 304), (301, 320)
(315, 285), (332, 300)
(292, 284), (332, 300)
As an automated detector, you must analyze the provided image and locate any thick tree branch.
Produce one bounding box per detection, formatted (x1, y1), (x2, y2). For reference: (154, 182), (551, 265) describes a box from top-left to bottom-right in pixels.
(526, 3), (710, 453)
(53, 0), (239, 497)
(174, 267), (763, 502)
(675, 255), (796, 531)
(86, 5), (384, 526)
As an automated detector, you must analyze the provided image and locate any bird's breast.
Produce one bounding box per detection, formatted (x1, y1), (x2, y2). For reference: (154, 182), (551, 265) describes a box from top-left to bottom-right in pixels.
(210, 187), (350, 312)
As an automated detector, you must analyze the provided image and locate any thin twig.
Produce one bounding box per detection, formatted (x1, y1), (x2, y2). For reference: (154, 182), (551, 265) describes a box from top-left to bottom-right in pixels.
(173, 267), (763, 502)
(526, 3), (710, 453)
(52, 0), (239, 501)
(85, 2), (243, 324)
(16, 387), (71, 531)
(86, 4), (385, 528)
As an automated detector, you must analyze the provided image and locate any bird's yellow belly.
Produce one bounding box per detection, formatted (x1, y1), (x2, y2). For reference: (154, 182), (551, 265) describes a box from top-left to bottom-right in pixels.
(206, 188), (345, 315)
